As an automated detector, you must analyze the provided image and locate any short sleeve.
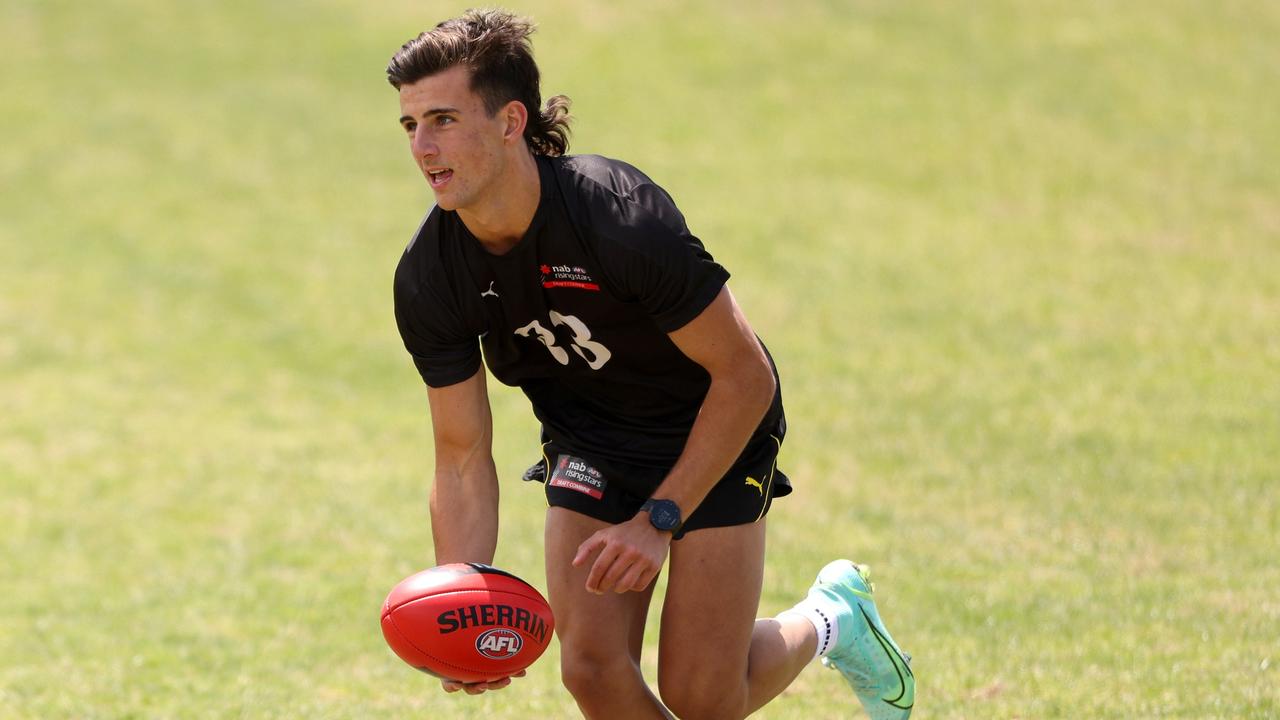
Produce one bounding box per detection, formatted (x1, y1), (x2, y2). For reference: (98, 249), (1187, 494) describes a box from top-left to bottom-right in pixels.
(393, 252), (482, 388)
(590, 181), (730, 332)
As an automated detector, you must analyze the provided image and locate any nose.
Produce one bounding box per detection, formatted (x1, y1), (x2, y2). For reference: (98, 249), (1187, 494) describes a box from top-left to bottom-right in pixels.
(411, 127), (438, 161)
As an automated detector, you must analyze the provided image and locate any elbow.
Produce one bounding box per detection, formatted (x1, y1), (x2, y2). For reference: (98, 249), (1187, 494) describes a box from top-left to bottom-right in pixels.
(723, 354), (776, 419)
(752, 360), (777, 412)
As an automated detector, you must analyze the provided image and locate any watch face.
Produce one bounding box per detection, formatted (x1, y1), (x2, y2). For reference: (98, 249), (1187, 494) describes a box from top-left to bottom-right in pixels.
(648, 500), (681, 531)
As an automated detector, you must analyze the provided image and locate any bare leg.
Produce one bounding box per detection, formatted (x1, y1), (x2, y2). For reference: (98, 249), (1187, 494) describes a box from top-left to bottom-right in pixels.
(545, 507), (673, 720)
(743, 615), (819, 713)
(656, 519), (817, 719)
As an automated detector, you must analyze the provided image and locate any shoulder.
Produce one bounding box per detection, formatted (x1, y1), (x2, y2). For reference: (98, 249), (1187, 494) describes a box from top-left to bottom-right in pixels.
(553, 154), (658, 198)
(393, 205), (478, 328)
(394, 204), (456, 303)
(550, 154), (691, 241)
(546, 156), (727, 324)
(394, 204), (440, 280)
(390, 207), (484, 387)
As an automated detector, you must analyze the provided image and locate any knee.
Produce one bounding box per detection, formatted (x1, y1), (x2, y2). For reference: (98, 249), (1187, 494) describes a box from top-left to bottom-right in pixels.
(559, 646), (640, 705)
(657, 669), (746, 720)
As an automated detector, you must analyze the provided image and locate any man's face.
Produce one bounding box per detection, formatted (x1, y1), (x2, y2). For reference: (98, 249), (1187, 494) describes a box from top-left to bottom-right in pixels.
(399, 65), (508, 212)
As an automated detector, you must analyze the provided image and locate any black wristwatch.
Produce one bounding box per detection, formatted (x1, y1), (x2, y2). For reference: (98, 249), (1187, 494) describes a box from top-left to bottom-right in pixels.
(640, 498), (683, 533)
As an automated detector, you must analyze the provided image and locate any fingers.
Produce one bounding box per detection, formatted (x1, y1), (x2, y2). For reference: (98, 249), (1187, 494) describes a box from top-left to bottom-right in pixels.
(614, 564), (644, 593)
(440, 672), (521, 695)
(475, 677), (511, 693)
(597, 550), (637, 594)
(584, 542), (621, 594)
(616, 564), (654, 593)
(442, 678), (509, 694)
(593, 546), (660, 595)
(577, 524), (667, 594)
(572, 532), (605, 568)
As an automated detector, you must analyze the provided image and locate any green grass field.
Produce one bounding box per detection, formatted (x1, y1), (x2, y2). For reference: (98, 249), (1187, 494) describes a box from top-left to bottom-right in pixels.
(3, 1), (1277, 717)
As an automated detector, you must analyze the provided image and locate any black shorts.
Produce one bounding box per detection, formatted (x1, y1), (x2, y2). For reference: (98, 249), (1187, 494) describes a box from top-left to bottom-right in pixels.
(522, 435), (790, 540)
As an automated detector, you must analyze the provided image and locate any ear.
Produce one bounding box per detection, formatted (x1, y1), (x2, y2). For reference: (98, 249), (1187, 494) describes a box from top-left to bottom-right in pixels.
(501, 100), (529, 144)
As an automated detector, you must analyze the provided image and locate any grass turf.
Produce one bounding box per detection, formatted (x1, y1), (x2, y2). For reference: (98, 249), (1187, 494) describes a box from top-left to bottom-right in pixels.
(2, 0), (1277, 717)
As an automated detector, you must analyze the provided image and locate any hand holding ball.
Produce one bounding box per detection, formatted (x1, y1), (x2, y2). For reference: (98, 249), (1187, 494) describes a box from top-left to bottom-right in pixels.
(381, 563), (555, 684)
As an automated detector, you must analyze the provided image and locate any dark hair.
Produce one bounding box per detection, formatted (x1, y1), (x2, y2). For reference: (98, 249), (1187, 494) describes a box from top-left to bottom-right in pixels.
(387, 9), (572, 157)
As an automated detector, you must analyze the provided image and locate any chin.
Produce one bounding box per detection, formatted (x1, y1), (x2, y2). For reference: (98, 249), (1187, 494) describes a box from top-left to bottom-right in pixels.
(430, 191), (458, 211)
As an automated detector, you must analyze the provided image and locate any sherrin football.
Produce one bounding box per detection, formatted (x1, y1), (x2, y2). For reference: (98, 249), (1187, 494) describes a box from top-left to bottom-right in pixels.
(381, 563), (555, 683)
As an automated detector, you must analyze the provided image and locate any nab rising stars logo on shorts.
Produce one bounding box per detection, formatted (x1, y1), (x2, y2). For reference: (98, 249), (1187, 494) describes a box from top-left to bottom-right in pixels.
(540, 263), (600, 291)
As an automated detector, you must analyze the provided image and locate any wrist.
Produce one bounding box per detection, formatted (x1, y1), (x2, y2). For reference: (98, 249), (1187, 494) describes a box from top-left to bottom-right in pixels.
(639, 498), (683, 534)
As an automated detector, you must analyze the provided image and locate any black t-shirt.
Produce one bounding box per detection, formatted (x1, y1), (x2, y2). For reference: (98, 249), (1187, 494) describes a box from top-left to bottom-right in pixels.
(394, 154), (786, 470)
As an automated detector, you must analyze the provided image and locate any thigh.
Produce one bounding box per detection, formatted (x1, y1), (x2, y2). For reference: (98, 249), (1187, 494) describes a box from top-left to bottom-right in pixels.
(657, 519), (766, 691)
(545, 506), (658, 664)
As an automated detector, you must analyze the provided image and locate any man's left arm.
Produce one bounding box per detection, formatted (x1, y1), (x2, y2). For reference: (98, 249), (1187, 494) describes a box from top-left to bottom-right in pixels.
(573, 285), (776, 593)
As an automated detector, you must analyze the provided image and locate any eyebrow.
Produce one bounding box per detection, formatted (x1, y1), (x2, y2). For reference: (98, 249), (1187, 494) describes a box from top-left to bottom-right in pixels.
(399, 107), (461, 125)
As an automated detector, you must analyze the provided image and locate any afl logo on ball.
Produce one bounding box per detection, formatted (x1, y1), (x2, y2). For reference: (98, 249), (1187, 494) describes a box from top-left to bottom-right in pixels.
(476, 628), (523, 659)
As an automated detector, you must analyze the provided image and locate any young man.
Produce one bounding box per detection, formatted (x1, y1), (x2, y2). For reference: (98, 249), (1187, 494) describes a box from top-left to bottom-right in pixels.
(388, 10), (914, 719)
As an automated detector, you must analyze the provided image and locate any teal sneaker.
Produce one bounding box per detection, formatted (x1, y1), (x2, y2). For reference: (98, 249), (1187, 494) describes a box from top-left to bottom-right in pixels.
(810, 560), (915, 719)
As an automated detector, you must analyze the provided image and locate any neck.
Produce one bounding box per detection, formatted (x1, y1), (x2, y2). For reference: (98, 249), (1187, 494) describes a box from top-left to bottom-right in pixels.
(458, 150), (541, 255)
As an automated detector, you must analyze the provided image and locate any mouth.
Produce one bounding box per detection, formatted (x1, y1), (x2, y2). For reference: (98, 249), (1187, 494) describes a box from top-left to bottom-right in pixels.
(426, 167), (453, 189)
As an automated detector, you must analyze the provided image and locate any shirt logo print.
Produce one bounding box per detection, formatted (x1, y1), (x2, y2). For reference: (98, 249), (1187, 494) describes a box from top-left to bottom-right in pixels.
(540, 263), (600, 292)
(514, 311), (612, 370)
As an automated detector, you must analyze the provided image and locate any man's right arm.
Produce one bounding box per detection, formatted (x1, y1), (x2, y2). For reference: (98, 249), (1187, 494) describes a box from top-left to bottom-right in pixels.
(426, 366), (499, 565)
(425, 366), (524, 695)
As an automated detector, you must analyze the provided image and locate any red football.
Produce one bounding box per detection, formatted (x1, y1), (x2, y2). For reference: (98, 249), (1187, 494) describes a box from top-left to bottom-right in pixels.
(381, 563), (555, 683)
